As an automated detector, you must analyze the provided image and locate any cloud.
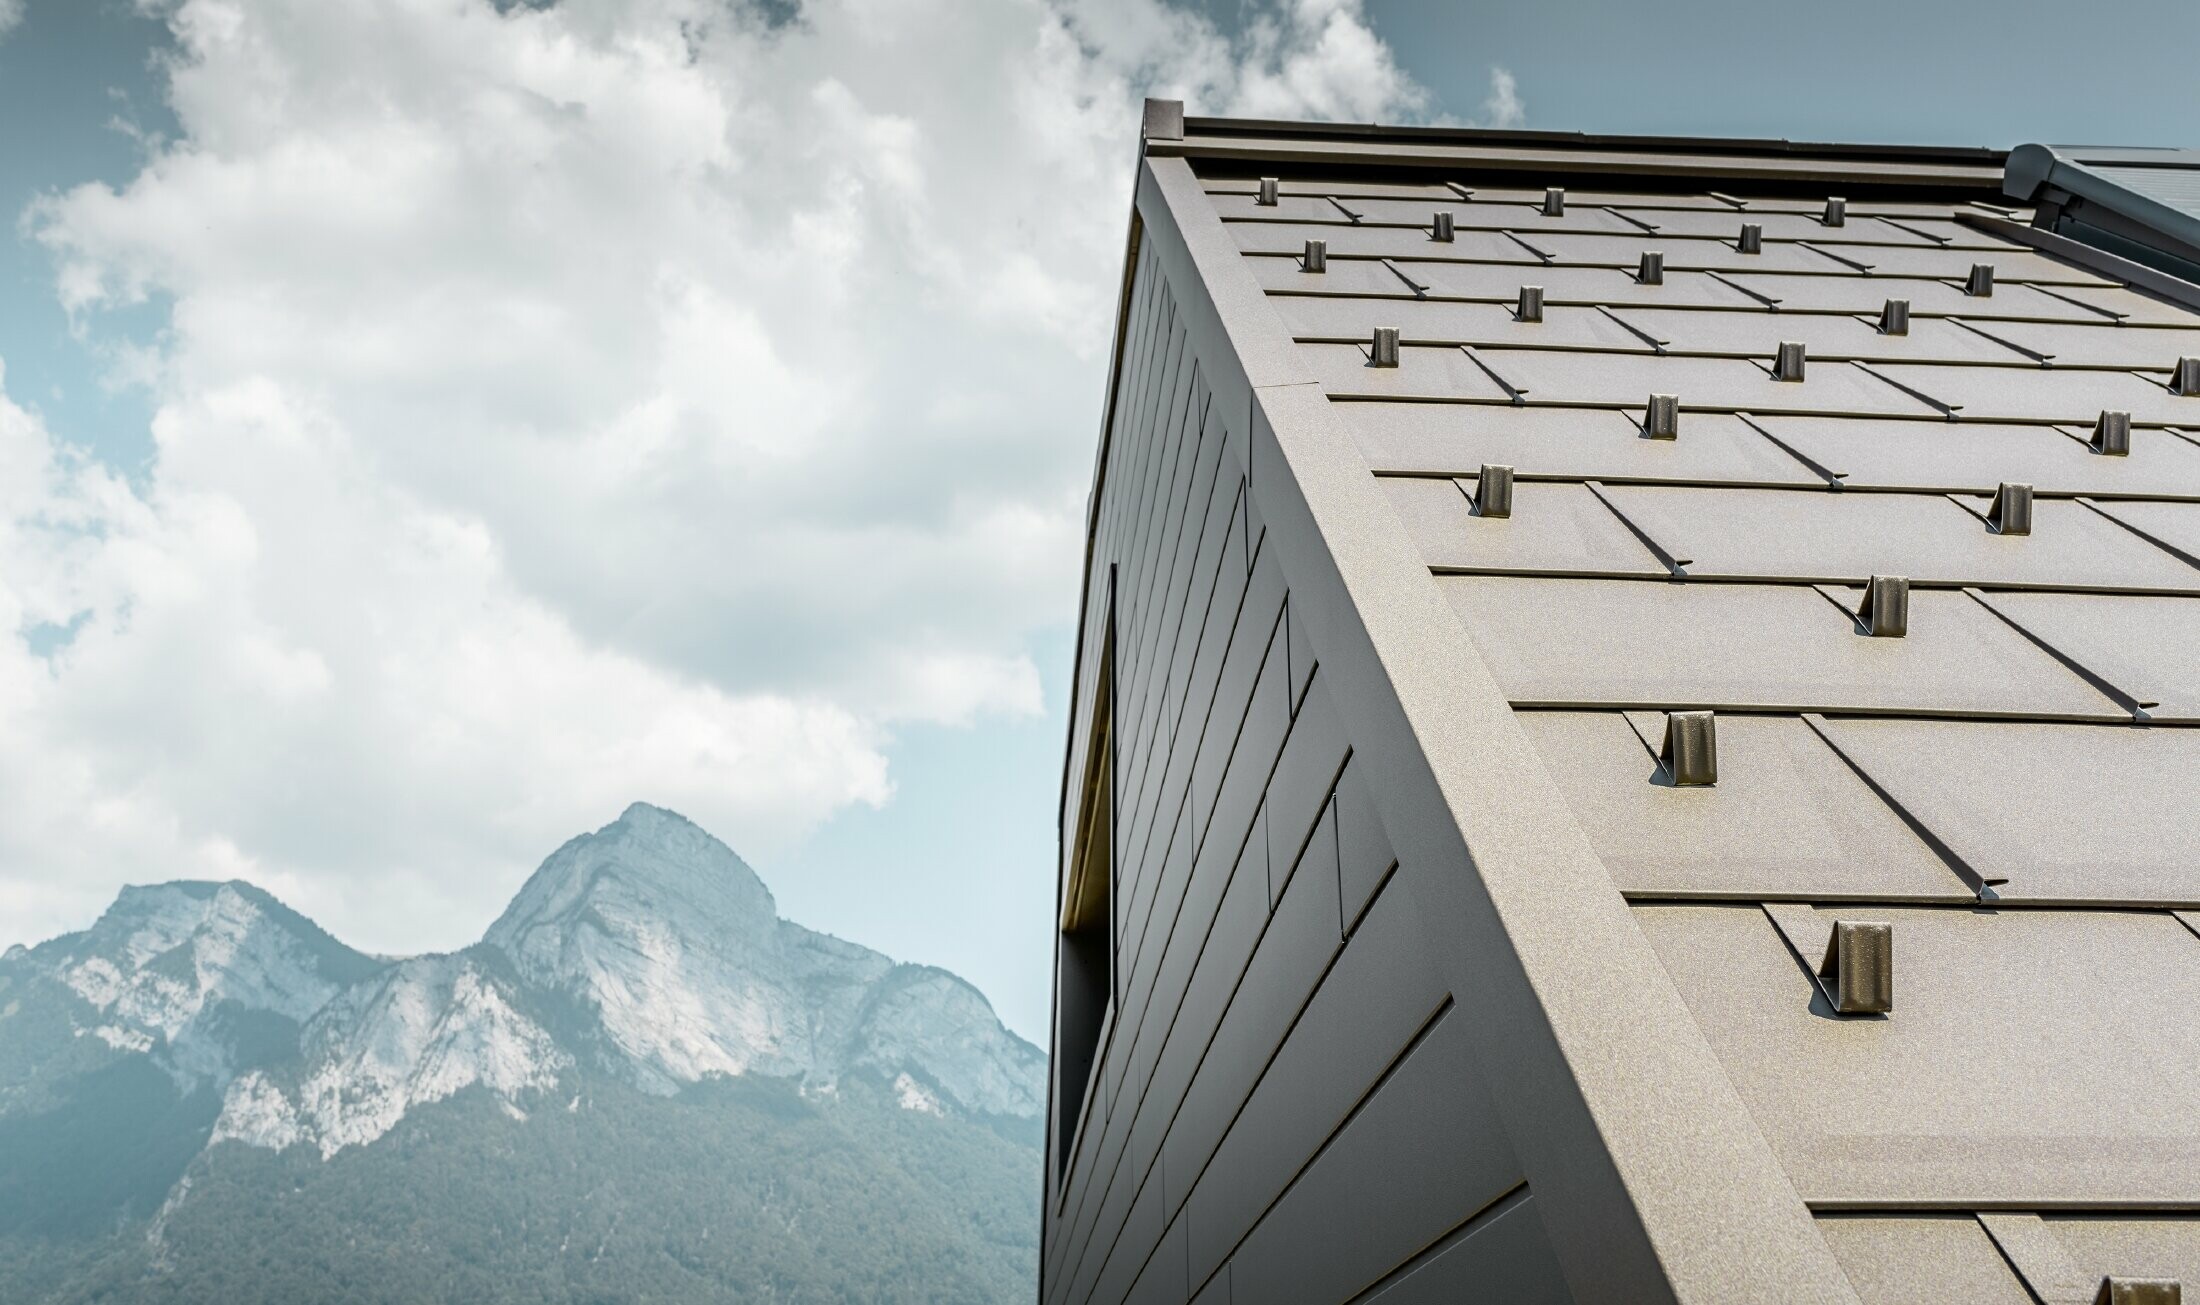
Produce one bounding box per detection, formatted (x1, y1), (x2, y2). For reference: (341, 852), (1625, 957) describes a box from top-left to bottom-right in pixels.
(0, 0), (21, 42)
(1482, 66), (1526, 129)
(3, 0), (1433, 954)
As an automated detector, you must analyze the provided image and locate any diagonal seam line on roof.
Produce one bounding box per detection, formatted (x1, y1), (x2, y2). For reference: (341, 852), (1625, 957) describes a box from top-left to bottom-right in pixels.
(1850, 360), (1963, 416)
(1581, 480), (1692, 573)
(1733, 410), (1845, 483)
(1797, 714), (2001, 893)
(1945, 317), (2055, 363)
(1960, 587), (2154, 717)
(1456, 346), (1529, 403)
(2077, 495), (2200, 572)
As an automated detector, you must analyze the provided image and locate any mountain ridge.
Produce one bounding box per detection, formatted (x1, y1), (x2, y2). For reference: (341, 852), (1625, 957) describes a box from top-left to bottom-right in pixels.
(0, 802), (1044, 1303)
(5, 801), (1042, 1153)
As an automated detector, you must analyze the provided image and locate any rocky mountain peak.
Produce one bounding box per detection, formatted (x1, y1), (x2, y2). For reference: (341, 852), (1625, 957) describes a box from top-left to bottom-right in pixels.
(485, 802), (779, 963)
(10, 803), (1042, 1163)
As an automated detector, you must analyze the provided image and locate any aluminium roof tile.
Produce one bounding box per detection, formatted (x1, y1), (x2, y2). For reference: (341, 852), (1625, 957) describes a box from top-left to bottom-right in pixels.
(1815, 1217), (2032, 1305)
(1273, 297), (1657, 353)
(1346, 406), (1820, 484)
(1249, 255), (1429, 297)
(1799, 240), (2116, 286)
(2032, 1216), (2200, 1293)
(1715, 271), (2110, 320)
(1297, 342), (1513, 401)
(1810, 718), (2200, 904)
(1749, 415), (2200, 496)
(1636, 902), (2200, 1206)
(1869, 362), (2200, 425)
(1597, 485), (2200, 589)
(1377, 476), (1666, 575)
(1204, 178), (1461, 201)
(1950, 318), (2200, 370)
(1439, 576), (2123, 716)
(2088, 498), (2200, 561)
(1227, 221), (1538, 263)
(1341, 196), (1647, 232)
(1461, 349), (1942, 416)
(1614, 208), (1938, 246)
(1609, 308), (2032, 364)
(1980, 591), (2200, 719)
(2041, 283), (2200, 327)
(1507, 231), (1848, 276)
(1516, 711), (1969, 901)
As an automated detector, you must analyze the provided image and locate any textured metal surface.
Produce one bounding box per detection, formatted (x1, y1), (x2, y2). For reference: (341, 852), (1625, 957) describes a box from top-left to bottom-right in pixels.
(1810, 719), (2200, 903)
(1600, 483), (2200, 588)
(1377, 476), (1665, 575)
(1346, 404), (1820, 484)
(1516, 712), (1970, 901)
(1979, 591), (2200, 718)
(1819, 1215), (2034, 1303)
(1746, 414), (2200, 496)
(1442, 576), (2124, 717)
(1638, 903), (2200, 1205)
(1060, 115), (2200, 1305)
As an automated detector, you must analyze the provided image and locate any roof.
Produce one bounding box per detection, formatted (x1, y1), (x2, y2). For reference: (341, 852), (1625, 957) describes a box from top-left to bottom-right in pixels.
(2007, 143), (2200, 282)
(1096, 106), (2200, 1301)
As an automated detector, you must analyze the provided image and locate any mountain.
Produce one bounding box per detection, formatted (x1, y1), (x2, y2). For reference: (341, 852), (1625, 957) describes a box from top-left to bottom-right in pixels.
(0, 804), (1046, 1303)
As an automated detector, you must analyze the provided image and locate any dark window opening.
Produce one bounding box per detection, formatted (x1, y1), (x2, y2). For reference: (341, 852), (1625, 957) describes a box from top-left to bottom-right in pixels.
(1053, 618), (1114, 1186)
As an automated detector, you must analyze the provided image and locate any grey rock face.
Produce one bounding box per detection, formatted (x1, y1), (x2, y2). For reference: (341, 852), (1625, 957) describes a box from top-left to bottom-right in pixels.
(4, 802), (1044, 1160)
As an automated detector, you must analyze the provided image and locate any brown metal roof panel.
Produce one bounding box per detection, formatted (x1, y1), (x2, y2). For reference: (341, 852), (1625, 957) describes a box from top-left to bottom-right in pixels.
(1515, 711), (1971, 901)
(1213, 193), (1638, 236)
(2092, 499), (2200, 561)
(1297, 343), (1513, 401)
(1274, 298), (1656, 353)
(1956, 318), (2200, 371)
(1261, 262), (1766, 311)
(1815, 1216), (2033, 1305)
(1349, 196), (1647, 233)
(1270, 296), (1527, 344)
(1600, 486), (2200, 590)
(1344, 405), (1822, 485)
(1205, 178), (1462, 201)
(1613, 308), (2032, 364)
(2048, 284), (2200, 328)
(1976, 592), (2200, 720)
(1228, 221), (1539, 263)
(2033, 1215), (2200, 1295)
(1814, 718), (2200, 904)
(1403, 263), (1766, 308)
(1459, 187), (1745, 209)
(1441, 576), (2123, 717)
(1869, 215), (2029, 245)
(1618, 208), (1940, 246)
(1805, 241), (2117, 286)
(1377, 476), (1667, 575)
(1248, 256), (1418, 297)
(1467, 349), (1941, 416)
(1636, 902), (2200, 1206)
(1521, 231), (1850, 275)
(1719, 272), (2111, 320)
(1871, 362), (2200, 425)
(1753, 414), (2200, 497)
(1205, 193), (1348, 223)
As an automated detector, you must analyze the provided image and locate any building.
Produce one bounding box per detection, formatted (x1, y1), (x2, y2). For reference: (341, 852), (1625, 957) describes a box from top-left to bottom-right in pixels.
(1043, 105), (2200, 1304)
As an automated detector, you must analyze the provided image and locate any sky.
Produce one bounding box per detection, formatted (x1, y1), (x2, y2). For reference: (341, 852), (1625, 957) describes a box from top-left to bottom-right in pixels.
(0, 0), (2191, 1045)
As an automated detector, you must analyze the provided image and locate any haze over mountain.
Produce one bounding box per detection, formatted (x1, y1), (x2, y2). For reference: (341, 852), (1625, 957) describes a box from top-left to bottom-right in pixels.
(0, 803), (1044, 1303)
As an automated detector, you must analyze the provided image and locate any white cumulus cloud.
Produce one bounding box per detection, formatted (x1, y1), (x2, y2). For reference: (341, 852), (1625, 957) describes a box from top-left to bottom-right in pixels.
(4, 0), (1435, 955)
